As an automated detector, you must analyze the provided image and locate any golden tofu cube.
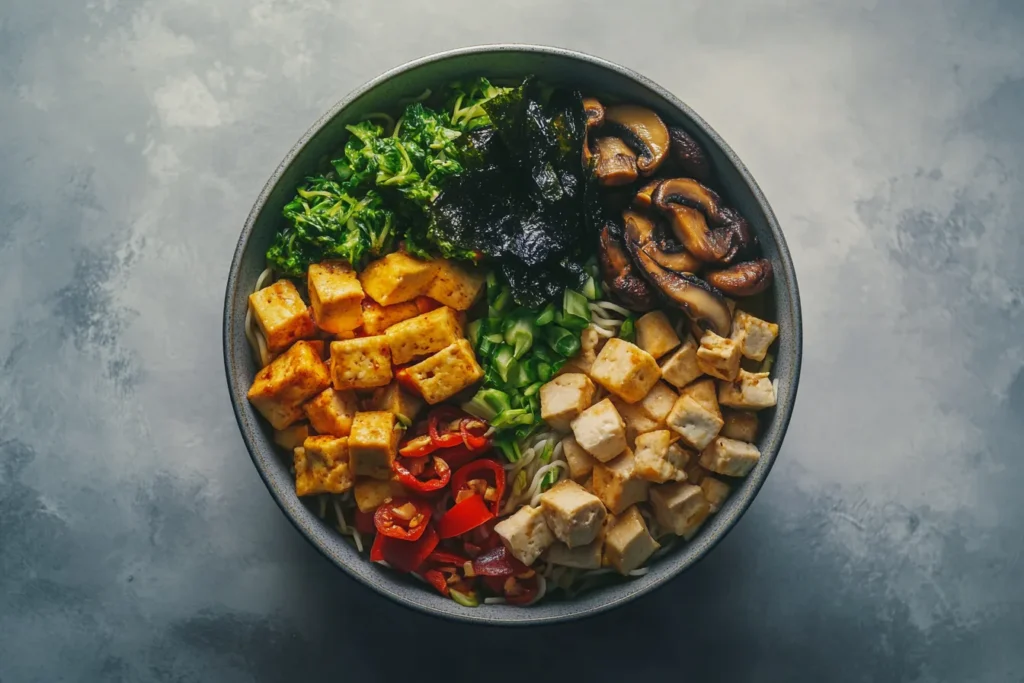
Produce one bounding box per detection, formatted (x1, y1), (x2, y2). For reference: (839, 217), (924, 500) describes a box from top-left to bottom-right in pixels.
(680, 378), (722, 417)
(426, 259), (485, 310)
(539, 480), (607, 548)
(589, 338), (662, 403)
(659, 335), (703, 389)
(610, 398), (660, 449)
(562, 435), (599, 482)
(666, 395), (724, 451)
(302, 387), (359, 437)
(494, 504), (554, 566)
(540, 373), (596, 432)
(699, 436), (760, 477)
(649, 482), (710, 539)
(635, 311), (681, 360)
(571, 399), (628, 462)
(369, 381), (424, 424)
(546, 538), (603, 570)
(385, 306), (462, 365)
(359, 252), (437, 305)
(354, 477), (405, 513)
(307, 261), (364, 334)
(360, 299), (419, 336)
(348, 411), (398, 480)
(696, 330), (742, 381)
(248, 279), (315, 352)
(591, 449), (650, 515)
(604, 505), (659, 574)
(634, 430), (689, 483)
(700, 476), (731, 513)
(330, 336), (392, 391)
(718, 370), (777, 410)
(403, 339), (483, 405)
(273, 422), (311, 451)
(730, 309), (779, 362)
(639, 381), (678, 423)
(721, 409), (759, 442)
(294, 436), (353, 496)
(247, 340), (331, 429)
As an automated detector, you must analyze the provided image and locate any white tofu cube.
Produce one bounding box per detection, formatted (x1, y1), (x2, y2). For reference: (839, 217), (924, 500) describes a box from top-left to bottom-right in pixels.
(546, 539), (603, 569)
(731, 310), (779, 362)
(539, 480), (607, 548)
(562, 436), (599, 482)
(659, 335), (703, 390)
(307, 261), (365, 334)
(633, 430), (689, 483)
(589, 338), (662, 403)
(718, 370), (777, 410)
(639, 381), (678, 423)
(494, 505), (554, 566)
(666, 396), (724, 451)
(700, 476), (731, 513)
(540, 373), (596, 431)
(591, 449), (650, 514)
(721, 409), (759, 442)
(635, 311), (681, 360)
(649, 482), (711, 539)
(570, 399), (627, 463)
(700, 436), (760, 477)
(680, 378), (722, 416)
(696, 330), (742, 381)
(604, 506), (660, 574)
(610, 398), (661, 448)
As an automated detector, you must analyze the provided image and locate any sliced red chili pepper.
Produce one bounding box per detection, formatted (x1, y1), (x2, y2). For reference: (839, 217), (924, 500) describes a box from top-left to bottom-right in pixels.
(503, 573), (540, 606)
(451, 459), (506, 516)
(459, 417), (491, 451)
(437, 494), (494, 539)
(393, 455), (451, 494)
(370, 524), (439, 573)
(399, 432), (462, 458)
(434, 443), (481, 471)
(471, 544), (529, 577)
(428, 406), (465, 443)
(374, 498), (433, 541)
(354, 509), (376, 535)
(421, 568), (450, 597)
(427, 549), (471, 566)
(415, 296), (442, 314)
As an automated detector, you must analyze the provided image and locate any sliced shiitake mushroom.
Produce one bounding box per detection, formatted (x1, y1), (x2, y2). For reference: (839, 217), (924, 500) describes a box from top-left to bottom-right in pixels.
(604, 105), (670, 177)
(632, 180), (661, 211)
(652, 178), (754, 264)
(668, 126), (712, 183)
(620, 204), (703, 274)
(598, 222), (656, 311)
(591, 137), (640, 187)
(583, 97), (605, 129)
(705, 258), (773, 296)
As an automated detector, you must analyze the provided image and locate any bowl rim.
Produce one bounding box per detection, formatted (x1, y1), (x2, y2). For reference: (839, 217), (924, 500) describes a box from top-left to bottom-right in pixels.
(223, 43), (803, 626)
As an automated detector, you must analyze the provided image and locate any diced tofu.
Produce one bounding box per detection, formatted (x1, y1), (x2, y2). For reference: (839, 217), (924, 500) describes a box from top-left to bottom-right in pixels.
(539, 480), (607, 548)
(668, 443), (693, 470)
(721, 409), (759, 442)
(700, 476), (731, 513)
(589, 338), (662, 403)
(731, 310), (779, 362)
(359, 252), (437, 305)
(330, 336), (393, 391)
(696, 330), (742, 381)
(604, 506), (660, 574)
(546, 539), (603, 569)
(635, 311), (681, 360)
(680, 378), (722, 417)
(369, 381), (423, 424)
(562, 436), (599, 482)
(718, 370), (777, 410)
(307, 262), (364, 334)
(649, 482), (710, 539)
(683, 461), (709, 485)
(699, 436), (761, 477)
(666, 396), (724, 451)
(591, 449), (650, 514)
(302, 387), (359, 436)
(348, 411), (398, 480)
(402, 339), (483, 405)
(639, 382), (678, 424)
(659, 336), (703, 389)
(540, 373), (596, 431)
(248, 279), (315, 352)
(273, 422), (311, 451)
(494, 505), (554, 566)
(570, 398), (627, 463)
(354, 477), (405, 513)
(360, 299), (419, 336)
(385, 306), (463, 365)
(425, 259), (485, 310)
(610, 398), (661, 447)
(633, 430), (689, 483)
(294, 436), (353, 496)
(573, 325), (606, 375)
(247, 340), (331, 429)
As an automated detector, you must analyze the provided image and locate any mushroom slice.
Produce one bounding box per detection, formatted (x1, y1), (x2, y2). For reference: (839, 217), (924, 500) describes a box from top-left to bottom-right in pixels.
(583, 97), (605, 129)
(598, 223), (657, 311)
(604, 105), (670, 177)
(632, 180), (661, 211)
(705, 258), (774, 296)
(652, 178), (754, 264)
(591, 136), (640, 187)
(668, 126), (712, 183)
(621, 201), (702, 273)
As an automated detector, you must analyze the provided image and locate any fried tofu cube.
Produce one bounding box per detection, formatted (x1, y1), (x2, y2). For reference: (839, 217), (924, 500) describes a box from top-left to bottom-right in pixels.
(360, 299), (419, 336)
(354, 477), (405, 513)
(572, 325), (606, 376)
(494, 505), (554, 566)
(546, 538), (603, 569)
(330, 336), (392, 391)
(721, 409), (759, 442)
(307, 262), (364, 334)
(540, 373), (596, 431)
(294, 436), (353, 496)
(247, 340), (331, 429)
(425, 259), (485, 310)
(610, 398), (661, 448)
(385, 306), (462, 365)
(659, 336), (703, 389)
(718, 370), (777, 410)
(403, 339), (483, 405)
(604, 506), (659, 574)
(302, 387), (359, 437)
(248, 279), (316, 352)
(369, 381), (423, 424)
(696, 330), (742, 381)
(731, 309), (779, 362)
(589, 338), (662, 403)
(700, 436), (760, 477)
(636, 311), (681, 360)
(639, 382), (678, 424)
(348, 411), (398, 480)
(591, 449), (650, 514)
(359, 252), (437, 305)
(273, 422), (311, 451)
(562, 436), (599, 482)
(700, 476), (731, 513)
(570, 398), (627, 463)
(666, 395), (724, 451)
(683, 461), (709, 485)
(649, 482), (710, 539)
(634, 430), (689, 483)
(680, 378), (722, 416)
(539, 480), (607, 548)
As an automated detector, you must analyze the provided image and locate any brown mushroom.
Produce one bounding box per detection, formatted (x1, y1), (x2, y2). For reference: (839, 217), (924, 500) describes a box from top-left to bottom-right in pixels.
(652, 178), (754, 264)
(632, 180), (661, 211)
(598, 222), (657, 311)
(705, 258), (774, 296)
(620, 203), (703, 274)
(583, 97), (605, 129)
(604, 105), (670, 177)
(668, 127), (712, 183)
(590, 136), (640, 187)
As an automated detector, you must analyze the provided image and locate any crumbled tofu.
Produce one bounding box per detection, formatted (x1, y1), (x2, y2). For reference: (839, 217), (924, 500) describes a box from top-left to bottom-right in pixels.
(540, 373), (596, 431)
(546, 539), (603, 569)
(348, 411), (398, 480)
(589, 338), (662, 403)
(666, 396), (724, 451)
(610, 398), (661, 447)
(634, 430), (689, 483)
(635, 311), (681, 360)
(659, 335), (702, 389)
(696, 330), (742, 381)
(639, 381), (678, 423)
(604, 506), (660, 574)
(721, 409), (759, 442)
(699, 436), (761, 477)
(359, 252), (437, 305)
(700, 476), (731, 513)
(539, 480), (607, 548)
(354, 477), (405, 513)
(385, 306), (462, 365)
(330, 336), (393, 391)
(247, 340), (331, 429)
(570, 398), (627, 463)
(360, 299), (419, 336)
(302, 387), (359, 436)
(425, 259), (485, 310)
(731, 309), (779, 362)
(562, 436), (599, 482)
(307, 262), (364, 334)
(403, 339), (483, 405)
(679, 378), (722, 416)
(369, 381), (423, 424)
(573, 325), (606, 375)
(649, 482), (710, 539)
(273, 422), (311, 451)
(494, 505), (554, 566)
(248, 279), (316, 352)
(591, 449), (651, 514)
(718, 370), (777, 410)
(294, 436), (353, 496)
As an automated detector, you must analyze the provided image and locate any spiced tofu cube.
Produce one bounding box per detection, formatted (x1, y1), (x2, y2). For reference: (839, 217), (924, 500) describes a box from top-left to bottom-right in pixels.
(718, 370), (777, 410)
(248, 279), (315, 352)
(302, 387), (359, 437)
(273, 422), (311, 451)
(731, 309), (779, 361)
(721, 409), (759, 442)
(696, 330), (742, 381)
(425, 259), (486, 310)
(247, 340), (331, 429)
(354, 477), (405, 513)
(307, 262), (364, 334)
(403, 339), (483, 405)
(591, 449), (650, 514)
(494, 505), (554, 566)
(680, 377), (722, 416)
(659, 335), (703, 389)
(369, 381), (423, 424)
(633, 430), (689, 483)
(604, 506), (659, 574)
(666, 396), (724, 451)
(360, 299), (419, 336)
(385, 306), (463, 365)
(330, 336), (393, 391)
(562, 436), (599, 482)
(699, 436), (760, 477)
(635, 311), (681, 360)
(539, 480), (607, 548)
(639, 382), (678, 424)
(359, 252), (437, 305)
(540, 373), (596, 431)
(649, 482), (710, 539)
(294, 436), (353, 496)
(570, 398), (627, 463)
(348, 411), (398, 480)
(589, 338), (662, 403)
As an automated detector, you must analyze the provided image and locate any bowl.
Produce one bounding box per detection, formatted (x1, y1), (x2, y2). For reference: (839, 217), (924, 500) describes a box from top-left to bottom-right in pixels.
(223, 44), (802, 625)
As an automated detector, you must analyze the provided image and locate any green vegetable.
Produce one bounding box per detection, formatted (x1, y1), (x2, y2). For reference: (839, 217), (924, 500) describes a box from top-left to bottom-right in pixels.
(463, 387), (513, 421)
(503, 315), (535, 359)
(562, 289), (591, 331)
(534, 303), (556, 326)
(449, 588), (480, 607)
(466, 319), (483, 347)
(545, 325), (581, 358)
(491, 409), (534, 429)
(619, 315), (636, 343)
(492, 345), (515, 383)
(581, 274), (601, 301)
(446, 77), (510, 131)
(522, 381), (543, 398)
(536, 362), (554, 382)
(497, 438), (522, 463)
(760, 352), (775, 374)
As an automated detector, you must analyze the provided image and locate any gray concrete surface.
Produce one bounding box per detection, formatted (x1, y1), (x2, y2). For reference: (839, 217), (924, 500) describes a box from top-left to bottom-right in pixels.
(1, 0), (1022, 681)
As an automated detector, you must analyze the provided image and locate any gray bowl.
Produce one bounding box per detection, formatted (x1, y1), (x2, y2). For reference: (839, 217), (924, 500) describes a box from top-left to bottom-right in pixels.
(223, 44), (802, 625)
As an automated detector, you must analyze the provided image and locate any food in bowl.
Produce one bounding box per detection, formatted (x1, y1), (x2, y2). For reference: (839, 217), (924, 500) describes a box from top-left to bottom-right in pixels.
(243, 76), (780, 607)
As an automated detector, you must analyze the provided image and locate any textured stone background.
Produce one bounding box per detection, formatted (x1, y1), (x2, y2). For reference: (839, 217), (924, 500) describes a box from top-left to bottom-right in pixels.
(1, 1), (1022, 681)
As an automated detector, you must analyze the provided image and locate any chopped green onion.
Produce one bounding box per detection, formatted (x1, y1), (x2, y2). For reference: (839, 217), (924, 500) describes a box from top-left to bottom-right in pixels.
(540, 441), (554, 463)
(466, 319), (483, 347)
(486, 271), (500, 303)
(513, 468), (528, 494)
(562, 289), (591, 328)
(760, 352), (775, 374)
(523, 381), (544, 398)
(492, 345), (515, 383)
(497, 438), (522, 462)
(545, 326), (581, 358)
(535, 302), (556, 326)
(619, 315), (636, 343)
(503, 316), (535, 359)
(506, 360), (533, 388)
(477, 336), (498, 359)
(491, 408), (534, 429)
(395, 414), (412, 428)
(449, 589), (479, 607)
(490, 286), (511, 316)
(540, 469), (560, 491)
(581, 275), (601, 301)
(462, 387), (511, 421)
(536, 362), (554, 382)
